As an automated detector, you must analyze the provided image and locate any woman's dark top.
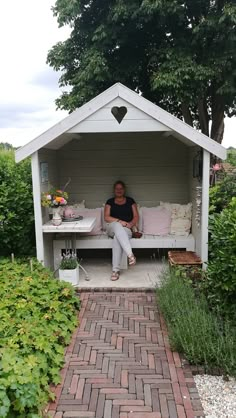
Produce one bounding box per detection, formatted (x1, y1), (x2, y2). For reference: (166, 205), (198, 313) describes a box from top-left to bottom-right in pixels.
(106, 197), (135, 222)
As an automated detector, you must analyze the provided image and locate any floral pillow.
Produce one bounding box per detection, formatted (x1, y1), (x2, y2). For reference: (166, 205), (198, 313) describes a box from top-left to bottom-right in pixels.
(160, 202), (192, 236)
(160, 202), (192, 219)
(170, 218), (192, 237)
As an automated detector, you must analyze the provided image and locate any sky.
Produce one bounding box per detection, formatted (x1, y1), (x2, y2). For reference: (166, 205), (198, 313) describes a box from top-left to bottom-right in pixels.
(0, 0), (235, 149)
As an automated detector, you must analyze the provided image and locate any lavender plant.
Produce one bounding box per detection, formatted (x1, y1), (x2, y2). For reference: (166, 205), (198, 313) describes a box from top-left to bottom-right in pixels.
(59, 251), (78, 270)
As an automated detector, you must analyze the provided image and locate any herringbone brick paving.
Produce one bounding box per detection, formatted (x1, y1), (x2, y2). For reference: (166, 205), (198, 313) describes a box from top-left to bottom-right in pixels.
(47, 291), (204, 418)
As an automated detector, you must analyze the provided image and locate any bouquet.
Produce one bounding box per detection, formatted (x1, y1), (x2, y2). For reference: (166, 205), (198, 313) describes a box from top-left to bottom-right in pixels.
(41, 187), (68, 208)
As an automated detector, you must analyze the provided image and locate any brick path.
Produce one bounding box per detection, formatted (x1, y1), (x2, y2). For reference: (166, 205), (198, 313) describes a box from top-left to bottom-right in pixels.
(47, 291), (204, 418)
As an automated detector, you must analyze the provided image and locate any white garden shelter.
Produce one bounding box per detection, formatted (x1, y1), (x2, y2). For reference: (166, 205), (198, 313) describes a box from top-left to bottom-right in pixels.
(16, 83), (226, 271)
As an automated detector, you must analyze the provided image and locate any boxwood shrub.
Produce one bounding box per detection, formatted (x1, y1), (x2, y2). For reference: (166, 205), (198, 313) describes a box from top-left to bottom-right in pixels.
(0, 258), (80, 418)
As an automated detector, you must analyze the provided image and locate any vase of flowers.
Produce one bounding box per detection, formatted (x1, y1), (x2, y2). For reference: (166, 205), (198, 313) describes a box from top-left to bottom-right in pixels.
(52, 207), (63, 226)
(59, 252), (79, 286)
(41, 187), (68, 226)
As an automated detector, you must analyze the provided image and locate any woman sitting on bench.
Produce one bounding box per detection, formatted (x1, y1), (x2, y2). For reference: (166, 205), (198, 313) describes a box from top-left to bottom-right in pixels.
(104, 180), (139, 281)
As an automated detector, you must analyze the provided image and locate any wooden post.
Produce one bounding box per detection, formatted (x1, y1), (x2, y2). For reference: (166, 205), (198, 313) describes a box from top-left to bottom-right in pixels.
(201, 149), (210, 269)
(31, 152), (44, 264)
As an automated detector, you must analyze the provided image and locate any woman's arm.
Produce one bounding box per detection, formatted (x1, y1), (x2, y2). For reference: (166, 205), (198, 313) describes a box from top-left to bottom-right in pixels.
(104, 204), (129, 227)
(127, 203), (139, 228)
(104, 204), (119, 223)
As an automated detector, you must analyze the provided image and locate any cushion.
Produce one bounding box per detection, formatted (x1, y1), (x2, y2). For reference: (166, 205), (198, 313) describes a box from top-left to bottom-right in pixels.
(137, 204), (143, 231)
(75, 208), (103, 235)
(142, 207), (171, 236)
(160, 202), (192, 220)
(160, 202), (192, 236)
(101, 205), (106, 231)
(170, 218), (192, 236)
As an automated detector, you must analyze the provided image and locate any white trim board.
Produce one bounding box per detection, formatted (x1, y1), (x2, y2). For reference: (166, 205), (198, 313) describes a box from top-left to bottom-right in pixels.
(15, 83), (226, 162)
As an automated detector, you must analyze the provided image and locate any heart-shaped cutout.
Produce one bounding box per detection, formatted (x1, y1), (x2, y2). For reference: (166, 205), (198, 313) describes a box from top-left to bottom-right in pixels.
(111, 106), (127, 124)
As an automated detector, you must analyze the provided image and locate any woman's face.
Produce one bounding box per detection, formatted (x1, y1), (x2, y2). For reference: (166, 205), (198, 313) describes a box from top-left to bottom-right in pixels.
(114, 184), (125, 198)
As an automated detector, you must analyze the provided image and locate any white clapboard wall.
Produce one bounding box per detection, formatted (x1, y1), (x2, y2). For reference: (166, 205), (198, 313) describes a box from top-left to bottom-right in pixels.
(68, 97), (171, 134)
(55, 133), (190, 208)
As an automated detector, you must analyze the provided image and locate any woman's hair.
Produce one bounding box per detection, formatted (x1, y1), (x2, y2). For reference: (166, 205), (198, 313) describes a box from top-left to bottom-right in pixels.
(113, 180), (126, 189)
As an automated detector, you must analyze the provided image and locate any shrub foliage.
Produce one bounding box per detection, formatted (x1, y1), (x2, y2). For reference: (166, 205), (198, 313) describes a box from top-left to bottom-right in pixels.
(157, 269), (236, 376)
(0, 149), (35, 256)
(0, 259), (80, 418)
(209, 173), (236, 214)
(205, 198), (236, 320)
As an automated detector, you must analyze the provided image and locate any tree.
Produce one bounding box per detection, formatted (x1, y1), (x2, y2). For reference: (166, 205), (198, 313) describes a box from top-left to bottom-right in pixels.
(226, 147), (236, 166)
(0, 142), (13, 150)
(47, 0), (236, 143)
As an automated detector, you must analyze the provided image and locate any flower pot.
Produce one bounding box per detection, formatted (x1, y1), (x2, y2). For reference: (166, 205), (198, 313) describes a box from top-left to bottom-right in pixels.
(52, 207), (62, 226)
(59, 266), (79, 286)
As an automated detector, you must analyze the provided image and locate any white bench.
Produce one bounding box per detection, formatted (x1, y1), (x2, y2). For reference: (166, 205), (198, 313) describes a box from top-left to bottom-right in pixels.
(53, 233), (195, 270)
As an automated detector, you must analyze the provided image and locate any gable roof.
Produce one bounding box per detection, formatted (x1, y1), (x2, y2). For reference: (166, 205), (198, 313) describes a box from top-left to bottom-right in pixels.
(15, 83), (226, 162)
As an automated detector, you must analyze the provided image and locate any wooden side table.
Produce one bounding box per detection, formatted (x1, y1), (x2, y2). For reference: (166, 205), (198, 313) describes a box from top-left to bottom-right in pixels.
(168, 251), (202, 279)
(168, 251), (202, 267)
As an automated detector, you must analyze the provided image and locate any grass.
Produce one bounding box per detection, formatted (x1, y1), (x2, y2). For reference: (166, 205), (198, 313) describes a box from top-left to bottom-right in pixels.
(157, 268), (236, 377)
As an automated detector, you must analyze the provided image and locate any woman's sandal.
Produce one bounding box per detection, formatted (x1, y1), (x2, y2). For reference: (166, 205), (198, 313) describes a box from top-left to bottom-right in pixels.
(128, 254), (136, 266)
(111, 271), (120, 281)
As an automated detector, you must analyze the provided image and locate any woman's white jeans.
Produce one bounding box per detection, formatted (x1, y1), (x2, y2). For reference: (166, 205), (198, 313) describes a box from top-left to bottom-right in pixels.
(107, 222), (132, 272)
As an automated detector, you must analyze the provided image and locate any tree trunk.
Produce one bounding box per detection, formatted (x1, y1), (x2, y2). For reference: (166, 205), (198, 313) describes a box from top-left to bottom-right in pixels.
(181, 103), (193, 126)
(198, 97), (209, 136)
(210, 94), (225, 144)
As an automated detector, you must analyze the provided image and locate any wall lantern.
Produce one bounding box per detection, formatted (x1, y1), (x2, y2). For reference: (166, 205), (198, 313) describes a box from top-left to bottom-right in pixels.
(193, 150), (203, 181)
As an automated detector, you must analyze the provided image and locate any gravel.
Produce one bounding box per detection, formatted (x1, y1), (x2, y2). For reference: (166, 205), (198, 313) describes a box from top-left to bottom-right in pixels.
(194, 374), (236, 418)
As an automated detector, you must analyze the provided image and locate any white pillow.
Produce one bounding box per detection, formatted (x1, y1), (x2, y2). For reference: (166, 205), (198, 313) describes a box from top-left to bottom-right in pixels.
(160, 202), (192, 236)
(160, 202), (192, 220)
(170, 218), (191, 236)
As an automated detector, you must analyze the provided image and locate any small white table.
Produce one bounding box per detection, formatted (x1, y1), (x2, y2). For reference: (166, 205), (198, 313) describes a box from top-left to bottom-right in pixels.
(42, 217), (96, 233)
(43, 217), (96, 280)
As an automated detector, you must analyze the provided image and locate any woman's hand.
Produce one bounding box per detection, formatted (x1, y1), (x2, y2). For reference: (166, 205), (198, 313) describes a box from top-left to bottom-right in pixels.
(126, 222), (132, 229)
(119, 220), (128, 227)
(119, 221), (132, 228)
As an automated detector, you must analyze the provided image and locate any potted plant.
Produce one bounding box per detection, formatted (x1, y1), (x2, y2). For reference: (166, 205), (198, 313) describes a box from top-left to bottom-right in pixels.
(59, 252), (79, 286)
(41, 186), (68, 225)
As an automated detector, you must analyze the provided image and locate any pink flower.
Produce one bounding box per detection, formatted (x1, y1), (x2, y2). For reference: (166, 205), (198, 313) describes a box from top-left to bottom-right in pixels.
(212, 164), (221, 171)
(47, 194), (51, 200)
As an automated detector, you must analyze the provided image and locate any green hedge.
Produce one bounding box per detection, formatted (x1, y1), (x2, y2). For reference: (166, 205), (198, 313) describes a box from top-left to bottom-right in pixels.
(0, 149), (35, 256)
(204, 197), (236, 320)
(209, 173), (236, 215)
(0, 259), (80, 418)
(157, 269), (236, 377)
